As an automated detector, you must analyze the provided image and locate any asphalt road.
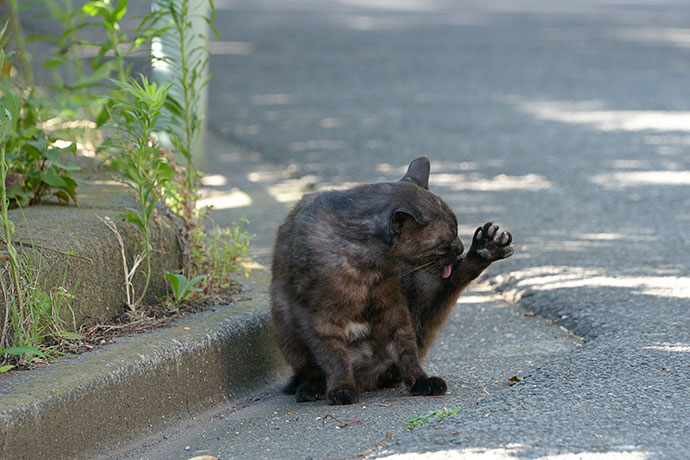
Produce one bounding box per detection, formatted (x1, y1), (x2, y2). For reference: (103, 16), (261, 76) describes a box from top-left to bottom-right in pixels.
(118, 0), (690, 459)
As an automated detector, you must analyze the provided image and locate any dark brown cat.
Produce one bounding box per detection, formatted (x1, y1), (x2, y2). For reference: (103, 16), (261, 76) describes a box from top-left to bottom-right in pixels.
(270, 157), (513, 405)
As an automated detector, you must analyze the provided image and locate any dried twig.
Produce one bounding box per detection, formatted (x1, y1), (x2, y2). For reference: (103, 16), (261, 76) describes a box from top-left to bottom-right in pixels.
(98, 216), (138, 311)
(1, 238), (91, 261)
(322, 414), (362, 428)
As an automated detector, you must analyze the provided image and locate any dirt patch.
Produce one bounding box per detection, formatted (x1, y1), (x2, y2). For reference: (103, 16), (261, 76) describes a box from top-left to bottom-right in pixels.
(2, 284), (247, 372)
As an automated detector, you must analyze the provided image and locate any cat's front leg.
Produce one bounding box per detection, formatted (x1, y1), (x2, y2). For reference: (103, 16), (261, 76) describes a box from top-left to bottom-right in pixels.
(384, 313), (447, 397)
(450, 221), (514, 287)
(302, 314), (360, 405)
(376, 363), (402, 389)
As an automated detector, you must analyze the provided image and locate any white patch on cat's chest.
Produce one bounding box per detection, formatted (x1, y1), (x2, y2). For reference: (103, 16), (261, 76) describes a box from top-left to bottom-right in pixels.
(345, 321), (370, 342)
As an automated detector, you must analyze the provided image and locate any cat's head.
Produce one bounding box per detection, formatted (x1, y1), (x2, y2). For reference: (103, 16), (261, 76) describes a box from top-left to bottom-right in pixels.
(384, 157), (464, 278)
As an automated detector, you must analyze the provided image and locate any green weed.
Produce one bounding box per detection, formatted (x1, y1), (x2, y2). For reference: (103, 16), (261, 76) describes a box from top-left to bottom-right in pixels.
(153, 0), (217, 216)
(189, 216), (250, 292)
(0, 345), (48, 373)
(106, 75), (173, 311)
(404, 407), (461, 430)
(0, 246), (81, 369)
(1, 0), (250, 346)
(0, 18), (82, 209)
(7, 0), (33, 85)
(0, 20), (83, 371)
(163, 271), (206, 307)
(31, 0), (169, 119)
(0, 89), (82, 208)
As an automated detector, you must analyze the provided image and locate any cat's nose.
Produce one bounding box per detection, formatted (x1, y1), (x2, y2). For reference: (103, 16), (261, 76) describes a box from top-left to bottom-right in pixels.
(453, 238), (464, 257)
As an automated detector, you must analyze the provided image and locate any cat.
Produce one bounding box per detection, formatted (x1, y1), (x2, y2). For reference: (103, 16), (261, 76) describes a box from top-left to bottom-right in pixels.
(270, 157), (514, 405)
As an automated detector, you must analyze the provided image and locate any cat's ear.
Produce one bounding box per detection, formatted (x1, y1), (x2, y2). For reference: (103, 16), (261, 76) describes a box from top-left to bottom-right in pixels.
(387, 207), (428, 244)
(400, 156), (430, 189)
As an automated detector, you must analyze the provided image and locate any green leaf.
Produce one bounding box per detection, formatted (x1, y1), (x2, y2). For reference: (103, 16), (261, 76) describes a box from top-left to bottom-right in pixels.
(7, 187), (32, 207)
(42, 57), (65, 69)
(185, 275), (207, 291)
(165, 271), (183, 295)
(59, 331), (83, 340)
(113, 0), (128, 21)
(53, 161), (82, 172)
(44, 0), (68, 21)
(0, 108), (12, 141)
(120, 210), (144, 229)
(59, 22), (92, 43)
(55, 190), (70, 204)
(0, 365), (14, 373)
(61, 176), (79, 204)
(29, 34), (59, 44)
(45, 148), (60, 162)
(82, 1), (105, 17)
(3, 346), (48, 358)
(96, 105), (111, 127)
(1, 91), (21, 128)
(70, 62), (115, 89)
(39, 171), (68, 187)
(64, 142), (78, 155)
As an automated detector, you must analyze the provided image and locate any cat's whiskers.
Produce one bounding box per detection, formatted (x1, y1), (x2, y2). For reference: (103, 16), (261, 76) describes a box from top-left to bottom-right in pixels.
(385, 260), (437, 284)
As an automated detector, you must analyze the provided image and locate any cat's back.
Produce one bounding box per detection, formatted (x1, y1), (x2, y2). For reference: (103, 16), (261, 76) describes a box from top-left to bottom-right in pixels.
(272, 183), (396, 278)
(276, 183), (393, 243)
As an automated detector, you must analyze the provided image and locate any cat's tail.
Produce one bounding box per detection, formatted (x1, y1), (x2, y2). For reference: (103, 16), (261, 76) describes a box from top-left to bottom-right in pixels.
(282, 374), (301, 394)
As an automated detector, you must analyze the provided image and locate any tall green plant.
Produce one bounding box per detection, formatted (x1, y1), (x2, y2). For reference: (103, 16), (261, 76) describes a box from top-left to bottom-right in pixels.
(0, 24), (76, 368)
(107, 75), (173, 310)
(7, 0), (33, 85)
(151, 0), (253, 290)
(0, 21), (25, 340)
(153, 0), (217, 213)
(30, 0), (170, 127)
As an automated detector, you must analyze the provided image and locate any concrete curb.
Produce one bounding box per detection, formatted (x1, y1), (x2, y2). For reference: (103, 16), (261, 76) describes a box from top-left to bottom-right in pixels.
(2, 158), (183, 327)
(0, 266), (289, 460)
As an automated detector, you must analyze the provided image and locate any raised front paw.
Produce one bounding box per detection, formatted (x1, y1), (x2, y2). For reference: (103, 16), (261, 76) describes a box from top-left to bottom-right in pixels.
(407, 376), (448, 396)
(327, 384), (360, 405)
(469, 222), (514, 262)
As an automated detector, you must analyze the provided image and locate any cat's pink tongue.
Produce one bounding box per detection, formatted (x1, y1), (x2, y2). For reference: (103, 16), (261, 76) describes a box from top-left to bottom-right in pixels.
(442, 264), (453, 279)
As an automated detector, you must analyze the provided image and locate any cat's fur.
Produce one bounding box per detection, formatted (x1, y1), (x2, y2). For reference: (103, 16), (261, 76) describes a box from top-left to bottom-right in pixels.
(270, 157), (514, 405)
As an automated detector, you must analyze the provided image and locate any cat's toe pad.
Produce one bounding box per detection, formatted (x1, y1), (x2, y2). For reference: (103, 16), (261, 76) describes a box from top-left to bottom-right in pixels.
(327, 385), (360, 405)
(408, 376), (447, 396)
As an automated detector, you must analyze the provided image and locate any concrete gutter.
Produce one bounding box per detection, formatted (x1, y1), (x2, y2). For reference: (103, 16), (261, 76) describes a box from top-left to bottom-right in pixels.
(0, 265), (288, 460)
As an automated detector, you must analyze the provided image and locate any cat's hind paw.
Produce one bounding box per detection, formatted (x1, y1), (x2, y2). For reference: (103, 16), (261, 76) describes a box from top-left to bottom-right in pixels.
(282, 374), (301, 395)
(377, 364), (403, 389)
(327, 385), (360, 405)
(469, 222), (514, 262)
(408, 376), (447, 396)
(295, 380), (326, 402)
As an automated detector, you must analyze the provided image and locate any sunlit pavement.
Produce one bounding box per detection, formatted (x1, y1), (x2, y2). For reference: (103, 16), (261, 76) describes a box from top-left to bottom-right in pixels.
(119, 1), (690, 459)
